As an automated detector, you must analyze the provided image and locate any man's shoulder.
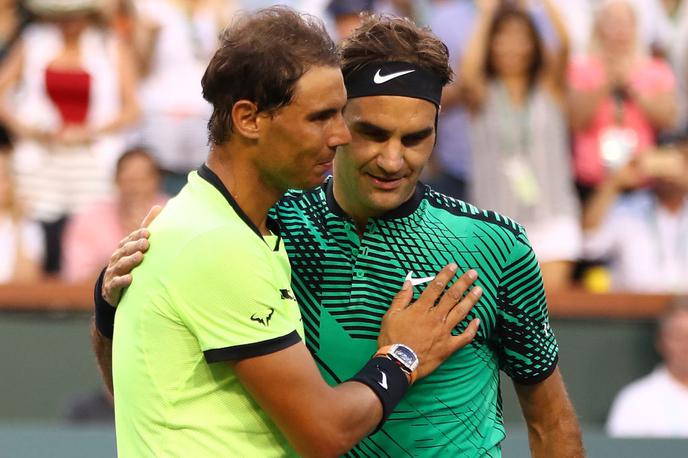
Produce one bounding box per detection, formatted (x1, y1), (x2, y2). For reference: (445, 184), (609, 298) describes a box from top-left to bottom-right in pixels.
(279, 184), (326, 207)
(272, 183), (328, 223)
(422, 186), (526, 240)
(148, 187), (266, 270)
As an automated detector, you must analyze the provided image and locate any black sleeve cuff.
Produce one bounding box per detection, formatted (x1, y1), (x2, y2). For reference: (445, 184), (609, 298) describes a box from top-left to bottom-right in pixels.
(204, 330), (301, 363)
(94, 268), (116, 339)
(510, 354), (559, 386)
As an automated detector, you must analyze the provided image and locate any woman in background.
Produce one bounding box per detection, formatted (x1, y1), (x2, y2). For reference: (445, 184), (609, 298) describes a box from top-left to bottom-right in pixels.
(0, 0), (139, 274)
(568, 0), (677, 195)
(460, 0), (581, 291)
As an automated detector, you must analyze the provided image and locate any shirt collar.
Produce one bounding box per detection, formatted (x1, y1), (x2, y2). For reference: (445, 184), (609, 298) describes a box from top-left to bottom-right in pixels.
(197, 164), (281, 248)
(323, 176), (426, 221)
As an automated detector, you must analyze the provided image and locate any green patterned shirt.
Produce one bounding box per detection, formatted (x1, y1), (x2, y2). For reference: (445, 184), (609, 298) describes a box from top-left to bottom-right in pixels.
(271, 178), (559, 457)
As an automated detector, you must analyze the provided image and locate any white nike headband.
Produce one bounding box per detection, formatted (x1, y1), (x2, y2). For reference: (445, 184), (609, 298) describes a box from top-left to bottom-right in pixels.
(343, 61), (443, 107)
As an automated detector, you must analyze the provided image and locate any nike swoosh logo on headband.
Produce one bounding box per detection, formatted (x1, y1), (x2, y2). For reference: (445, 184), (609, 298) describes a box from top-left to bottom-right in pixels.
(373, 69), (416, 84)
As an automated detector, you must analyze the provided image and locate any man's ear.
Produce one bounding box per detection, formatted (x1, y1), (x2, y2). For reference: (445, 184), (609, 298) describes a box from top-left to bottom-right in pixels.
(231, 100), (264, 140)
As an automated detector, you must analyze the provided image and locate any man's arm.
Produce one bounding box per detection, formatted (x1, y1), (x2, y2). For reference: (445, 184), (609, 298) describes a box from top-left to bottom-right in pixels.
(90, 319), (114, 395)
(514, 367), (584, 458)
(91, 206), (161, 395)
(233, 268), (480, 458)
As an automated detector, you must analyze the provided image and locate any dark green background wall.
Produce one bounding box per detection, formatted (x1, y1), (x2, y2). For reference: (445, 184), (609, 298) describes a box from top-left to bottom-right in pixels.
(3, 311), (686, 457)
(0, 312), (660, 424)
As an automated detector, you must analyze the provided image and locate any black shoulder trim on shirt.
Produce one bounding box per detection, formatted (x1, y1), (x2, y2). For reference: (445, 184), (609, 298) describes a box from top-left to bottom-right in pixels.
(324, 177), (425, 220)
(425, 187), (525, 238)
(510, 355), (559, 386)
(203, 330), (301, 363)
(198, 164), (281, 247)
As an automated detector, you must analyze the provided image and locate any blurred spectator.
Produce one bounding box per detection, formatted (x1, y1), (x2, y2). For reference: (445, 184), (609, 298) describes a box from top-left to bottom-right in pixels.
(669, 1), (688, 131)
(0, 0), (31, 65)
(582, 144), (688, 293)
(606, 302), (688, 437)
(0, 0), (32, 152)
(549, 0), (592, 55)
(130, 0), (235, 195)
(424, 0), (476, 200)
(568, 0), (677, 194)
(62, 147), (167, 282)
(64, 387), (114, 424)
(0, 151), (43, 283)
(0, 0), (139, 274)
(327, 0), (374, 41)
(460, 0), (581, 291)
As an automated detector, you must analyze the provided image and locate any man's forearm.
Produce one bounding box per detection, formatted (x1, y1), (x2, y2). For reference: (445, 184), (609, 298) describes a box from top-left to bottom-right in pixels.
(515, 368), (585, 458)
(526, 408), (584, 458)
(90, 318), (114, 396)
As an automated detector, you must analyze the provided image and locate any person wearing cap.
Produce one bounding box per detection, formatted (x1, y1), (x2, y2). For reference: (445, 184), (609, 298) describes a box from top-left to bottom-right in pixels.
(0, 0), (139, 273)
(94, 13), (582, 458)
(91, 7), (481, 458)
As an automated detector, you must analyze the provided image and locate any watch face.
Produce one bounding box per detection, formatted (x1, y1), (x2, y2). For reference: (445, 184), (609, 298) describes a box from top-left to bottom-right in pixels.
(392, 345), (417, 369)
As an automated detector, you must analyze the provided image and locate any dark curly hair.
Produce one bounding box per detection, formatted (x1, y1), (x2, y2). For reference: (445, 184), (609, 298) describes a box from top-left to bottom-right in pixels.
(201, 6), (339, 146)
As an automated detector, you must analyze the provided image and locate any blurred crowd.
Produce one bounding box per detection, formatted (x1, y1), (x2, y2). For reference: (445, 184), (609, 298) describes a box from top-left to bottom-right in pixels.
(2, 0), (687, 294)
(0, 0), (686, 438)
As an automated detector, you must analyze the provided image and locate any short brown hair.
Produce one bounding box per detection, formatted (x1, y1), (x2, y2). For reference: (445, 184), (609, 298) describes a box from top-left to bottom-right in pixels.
(202, 6), (339, 146)
(339, 15), (453, 87)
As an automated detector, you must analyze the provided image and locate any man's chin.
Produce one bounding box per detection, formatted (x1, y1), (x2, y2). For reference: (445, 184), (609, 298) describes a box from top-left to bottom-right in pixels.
(365, 191), (408, 214)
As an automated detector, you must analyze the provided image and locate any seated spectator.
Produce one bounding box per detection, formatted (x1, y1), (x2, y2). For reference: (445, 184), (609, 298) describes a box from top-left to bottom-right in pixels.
(568, 0), (677, 194)
(62, 147), (167, 282)
(0, 0), (139, 274)
(0, 150), (43, 283)
(582, 143), (688, 293)
(460, 0), (581, 291)
(606, 302), (688, 437)
(64, 387), (114, 424)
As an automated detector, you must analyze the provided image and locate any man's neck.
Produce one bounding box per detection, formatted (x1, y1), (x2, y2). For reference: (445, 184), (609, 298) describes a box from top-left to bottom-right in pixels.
(331, 177), (416, 237)
(207, 143), (283, 235)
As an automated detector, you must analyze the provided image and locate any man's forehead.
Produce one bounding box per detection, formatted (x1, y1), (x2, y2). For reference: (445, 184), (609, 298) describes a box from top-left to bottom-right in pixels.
(345, 95), (436, 125)
(291, 65), (346, 103)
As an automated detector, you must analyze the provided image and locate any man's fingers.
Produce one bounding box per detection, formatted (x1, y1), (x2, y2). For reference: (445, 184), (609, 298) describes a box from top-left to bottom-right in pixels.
(117, 239), (149, 262)
(445, 286), (482, 328)
(434, 269), (477, 316)
(117, 228), (150, 249)
(387, 281), (413, 313)
(416, 263), (458, 307)
(113, 251), (145, 277)
(140, 205), (163, 228)
(447, 318), (480, 353)
(109, 274), (133, 292)
(103, 274), (133, 306)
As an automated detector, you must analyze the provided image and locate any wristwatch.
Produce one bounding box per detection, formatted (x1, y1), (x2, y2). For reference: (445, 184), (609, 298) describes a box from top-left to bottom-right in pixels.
(375, 344), (419, 384)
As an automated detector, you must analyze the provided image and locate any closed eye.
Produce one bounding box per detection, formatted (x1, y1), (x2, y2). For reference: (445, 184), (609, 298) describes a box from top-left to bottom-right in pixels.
(402, 128), (434, 147)
(353, 122), (390, 143)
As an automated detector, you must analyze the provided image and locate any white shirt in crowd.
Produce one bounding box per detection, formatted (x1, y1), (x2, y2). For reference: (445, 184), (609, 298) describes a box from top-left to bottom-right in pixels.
(584, 192), (688, 293)
(607, 366), (688, 437)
